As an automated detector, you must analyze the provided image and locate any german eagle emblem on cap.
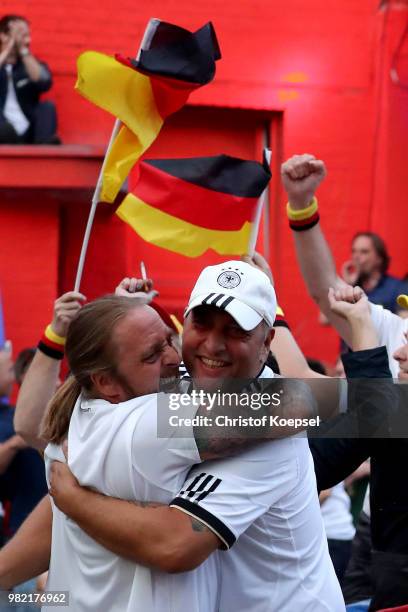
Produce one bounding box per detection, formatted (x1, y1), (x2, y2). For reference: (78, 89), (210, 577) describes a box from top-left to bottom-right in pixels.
(217, 270), (241, 289)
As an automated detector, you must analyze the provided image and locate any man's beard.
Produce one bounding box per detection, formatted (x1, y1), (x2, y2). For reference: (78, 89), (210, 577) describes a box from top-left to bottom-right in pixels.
(112, 369), (140, 401)
(159, 375), (180, 393)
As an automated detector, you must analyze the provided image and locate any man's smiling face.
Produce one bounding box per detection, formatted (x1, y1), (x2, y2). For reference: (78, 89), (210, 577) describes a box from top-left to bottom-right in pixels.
(182, 305), (274, 391)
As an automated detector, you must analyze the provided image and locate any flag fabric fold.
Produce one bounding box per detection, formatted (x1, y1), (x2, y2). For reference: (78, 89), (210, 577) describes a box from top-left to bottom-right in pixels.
(116, 154), (271, 257)
(76, 20), (220, 203)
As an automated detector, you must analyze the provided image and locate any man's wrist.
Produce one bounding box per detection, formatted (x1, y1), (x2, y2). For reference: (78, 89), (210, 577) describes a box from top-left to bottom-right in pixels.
(287, 195), (315, 210)
(347, 312), (371, 327)
(19, 47), (30, 58)
(38, 324), (66, 360)
(54, 486), (85, 519)
(348, 317), (378, 351)
(287, 197), (320, 232)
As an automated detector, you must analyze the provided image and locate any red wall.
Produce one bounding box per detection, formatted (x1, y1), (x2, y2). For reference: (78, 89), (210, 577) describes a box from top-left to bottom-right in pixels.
(0, 191), (59, 352)
(1, 0), (408, 365)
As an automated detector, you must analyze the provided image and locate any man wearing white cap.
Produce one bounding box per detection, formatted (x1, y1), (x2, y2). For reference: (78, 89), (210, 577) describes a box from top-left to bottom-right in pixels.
(180, 260), (277, 390)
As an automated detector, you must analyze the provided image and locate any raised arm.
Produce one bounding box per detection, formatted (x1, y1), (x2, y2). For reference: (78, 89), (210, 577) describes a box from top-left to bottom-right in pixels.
(10, 20), (50, 85)
(310, 287), (395, 490)
(281, 154), (355, 346)
(329, 286), (395, 437)
(14, 292), (85, 449)
(327, 285), (378, 352)
(0, 36), (14, 67)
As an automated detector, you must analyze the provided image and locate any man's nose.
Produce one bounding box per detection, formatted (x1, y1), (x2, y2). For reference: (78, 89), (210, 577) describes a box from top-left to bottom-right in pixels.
(393, 347), (404, 362)
(202, 330), (226, 354)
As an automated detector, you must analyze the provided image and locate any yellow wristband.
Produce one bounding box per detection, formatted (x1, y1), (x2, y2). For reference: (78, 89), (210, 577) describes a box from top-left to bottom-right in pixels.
(397, 295), (408, 310)
(45, 324), (66, 346)
(287, 197), (318, 221)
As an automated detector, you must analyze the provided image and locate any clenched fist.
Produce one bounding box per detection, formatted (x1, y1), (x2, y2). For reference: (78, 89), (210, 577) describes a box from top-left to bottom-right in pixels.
(51, 292), (86, 338)
(327, 286), (368, 321)
(281, 154), (327, 209)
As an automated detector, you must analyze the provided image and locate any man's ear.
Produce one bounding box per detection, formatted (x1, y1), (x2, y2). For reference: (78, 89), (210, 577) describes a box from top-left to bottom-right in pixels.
(260, 328), (275, 363)
(268, 328), (276, 345)
(264, 328), (275, 352)
(90, 371), (122, 403)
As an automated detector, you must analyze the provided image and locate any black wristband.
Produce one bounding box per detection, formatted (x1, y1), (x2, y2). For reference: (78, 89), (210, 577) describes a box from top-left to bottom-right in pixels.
(37, 341), (64, 360)
(289, 215), (320, 232)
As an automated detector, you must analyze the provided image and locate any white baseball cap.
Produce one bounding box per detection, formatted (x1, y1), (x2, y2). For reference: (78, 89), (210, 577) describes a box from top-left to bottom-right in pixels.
(184, 260), (277, 331)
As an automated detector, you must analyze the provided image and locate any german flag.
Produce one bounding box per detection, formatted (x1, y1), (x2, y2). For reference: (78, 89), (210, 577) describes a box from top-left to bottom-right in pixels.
(76, 20), (220, 203)
(116, 154), (271, 257)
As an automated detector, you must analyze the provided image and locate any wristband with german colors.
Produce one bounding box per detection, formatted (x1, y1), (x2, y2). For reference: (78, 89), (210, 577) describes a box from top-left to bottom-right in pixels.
(38, 337), (64, 360)
(287, 197), (320, 232)
(44, 324), (66, 346)
(38, 325), (65, 360)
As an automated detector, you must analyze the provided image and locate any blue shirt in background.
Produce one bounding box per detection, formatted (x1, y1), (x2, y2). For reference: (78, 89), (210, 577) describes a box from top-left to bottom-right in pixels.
(366, 274), (408, 314)
(0, 403), (48, 538)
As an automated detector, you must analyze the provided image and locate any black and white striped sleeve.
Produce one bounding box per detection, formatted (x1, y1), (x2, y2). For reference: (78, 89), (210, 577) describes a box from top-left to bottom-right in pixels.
(170, 472), (236, 549)
(170, 447), (298, 551)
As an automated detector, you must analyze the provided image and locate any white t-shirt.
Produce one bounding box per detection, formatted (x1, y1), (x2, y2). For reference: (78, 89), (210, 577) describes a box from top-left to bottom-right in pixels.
(321, 482), (356, 541)
(44, 393), (220, 612)
(370, 302), (408, 377)
(171, 436), (344, 611)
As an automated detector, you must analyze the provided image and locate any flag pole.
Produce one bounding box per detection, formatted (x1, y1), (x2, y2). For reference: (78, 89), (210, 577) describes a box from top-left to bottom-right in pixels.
(73, 20), (157, 292)
(247, 149), (272, 257)
(247, 191), (265, 258)
(73, 119), (121, 292)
